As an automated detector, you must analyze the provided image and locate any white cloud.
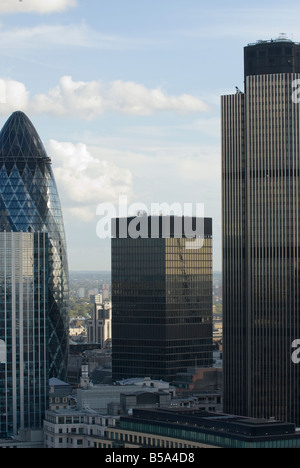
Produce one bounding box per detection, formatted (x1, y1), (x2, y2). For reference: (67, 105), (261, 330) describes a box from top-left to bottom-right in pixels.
(0, 22), (134, 51)
(88, 138), (221, 207)
(0, 75), (208, 119)
(47, 140), (134, 221)
(0, 0), (77, 14)
(0, 78), (29, 113)
(32, 76), (105, 120)
(106, 80), (209, 115)
(32, 76), (209, 118)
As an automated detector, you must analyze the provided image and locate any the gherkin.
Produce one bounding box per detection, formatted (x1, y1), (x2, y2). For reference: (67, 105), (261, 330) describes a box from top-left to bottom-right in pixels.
(0, 111), (69, 381)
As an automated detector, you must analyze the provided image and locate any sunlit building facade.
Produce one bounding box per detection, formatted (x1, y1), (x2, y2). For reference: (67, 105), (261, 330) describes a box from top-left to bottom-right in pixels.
(0, 232), (48, 437)
(112, 216), (213, 383)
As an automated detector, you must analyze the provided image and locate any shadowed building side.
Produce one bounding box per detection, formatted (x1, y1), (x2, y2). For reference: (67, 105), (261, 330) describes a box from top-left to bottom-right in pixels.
(222, 39), (300, 425)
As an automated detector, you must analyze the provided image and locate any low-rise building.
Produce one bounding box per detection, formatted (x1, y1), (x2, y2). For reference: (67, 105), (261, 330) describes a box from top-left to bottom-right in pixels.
(44, 375), (174, 448)
(44, 409), (118, 449)
(77, 378), (175, 414)
(94, 408), (300, 449)
(0, 430), (44, 449)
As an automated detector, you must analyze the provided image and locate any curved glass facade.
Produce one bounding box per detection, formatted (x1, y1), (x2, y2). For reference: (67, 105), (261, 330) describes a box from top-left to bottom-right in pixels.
(0, 111), (69, 382)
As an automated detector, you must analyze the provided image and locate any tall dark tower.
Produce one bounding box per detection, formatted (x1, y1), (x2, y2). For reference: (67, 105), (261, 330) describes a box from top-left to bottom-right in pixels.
(222, 38), (300, 424)
(112, 216), (213, 383)
(0, 112), (69, 382)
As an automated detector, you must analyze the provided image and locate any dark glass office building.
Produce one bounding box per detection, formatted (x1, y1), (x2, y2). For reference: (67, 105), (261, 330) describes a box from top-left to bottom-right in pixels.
(112, 216), (213, 383)
(0, 112), (69, 436)
(222, 38), (300, 424)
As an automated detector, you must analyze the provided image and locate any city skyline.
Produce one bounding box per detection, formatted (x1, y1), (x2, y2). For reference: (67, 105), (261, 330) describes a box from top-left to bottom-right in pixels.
(1, 0), (300, 271)
(1, 0), (300, 450)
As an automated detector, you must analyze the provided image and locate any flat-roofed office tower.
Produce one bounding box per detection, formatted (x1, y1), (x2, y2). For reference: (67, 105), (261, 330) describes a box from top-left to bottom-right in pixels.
(222, 38), (300, 424)
(0, 112), (69, 436)
(112, 216), (213, 383)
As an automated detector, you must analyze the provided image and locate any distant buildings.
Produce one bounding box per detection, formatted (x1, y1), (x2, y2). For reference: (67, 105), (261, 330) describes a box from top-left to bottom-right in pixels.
(0, 112), (69, 438)
(102, 284), (110, 301)
(174, 366), (222, 393)
(111, 216), (214, 383)
(87, 301), (112, 347)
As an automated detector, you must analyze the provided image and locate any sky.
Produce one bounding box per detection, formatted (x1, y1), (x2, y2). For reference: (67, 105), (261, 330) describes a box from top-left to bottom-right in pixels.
(0, 0), (299, 271)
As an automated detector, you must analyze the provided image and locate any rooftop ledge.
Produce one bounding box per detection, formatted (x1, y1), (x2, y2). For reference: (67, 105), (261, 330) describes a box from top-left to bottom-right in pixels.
(247, 36), (299, 47)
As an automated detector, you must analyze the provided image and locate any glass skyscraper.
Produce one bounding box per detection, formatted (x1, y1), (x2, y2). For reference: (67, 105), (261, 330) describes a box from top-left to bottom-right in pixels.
(222, 38), (300, 424)
(0, 112), (69, 437)
(112, 216), (213, 383)
(0, 232), (49, 437)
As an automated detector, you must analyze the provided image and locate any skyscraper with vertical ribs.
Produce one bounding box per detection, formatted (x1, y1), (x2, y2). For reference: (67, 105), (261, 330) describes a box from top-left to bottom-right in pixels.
(222, 38), (300, 425)
(0, 112), (69, 437)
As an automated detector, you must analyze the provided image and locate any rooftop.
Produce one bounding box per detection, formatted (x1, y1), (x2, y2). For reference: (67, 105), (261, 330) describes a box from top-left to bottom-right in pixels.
(116, 377), (171, 387)
(49, 378), (71, 388)
(247, 35), (298, 47)
(123, 408), (297, 440)
(0, 111), (51, 164)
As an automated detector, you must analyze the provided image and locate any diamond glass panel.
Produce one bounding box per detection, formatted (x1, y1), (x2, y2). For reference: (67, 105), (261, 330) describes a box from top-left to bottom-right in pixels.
(0, 112), (69, 382)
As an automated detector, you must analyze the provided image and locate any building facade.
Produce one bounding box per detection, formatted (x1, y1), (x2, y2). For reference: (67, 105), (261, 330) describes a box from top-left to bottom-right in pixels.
(0, 111), (69, 383)
(95, 408), (300, 449)
(222, 38), (300, 424)
(112, 216), (213, 383)
(0, 112), (69, 437)
(44, 409), (119, 449)
(87, 302), (112, 347)
(0, 232), (48, 437)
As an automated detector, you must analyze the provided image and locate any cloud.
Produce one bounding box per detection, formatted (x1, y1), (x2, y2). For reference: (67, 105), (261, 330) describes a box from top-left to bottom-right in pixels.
(106, 80), (209, 115)
(32, 76), (209, 118)
(46, 140), (134, 221)
(0, 76), (209, 119)
(0, 78), (29, 113)
(87, 137), (221, 209)
(0, 22), (135, 51)
(31, 76), (105, 119)
(0, 0), (77, 14)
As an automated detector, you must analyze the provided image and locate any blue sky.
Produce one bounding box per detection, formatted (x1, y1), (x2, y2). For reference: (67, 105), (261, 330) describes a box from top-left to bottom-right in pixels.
(0, 0), (299, 270)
